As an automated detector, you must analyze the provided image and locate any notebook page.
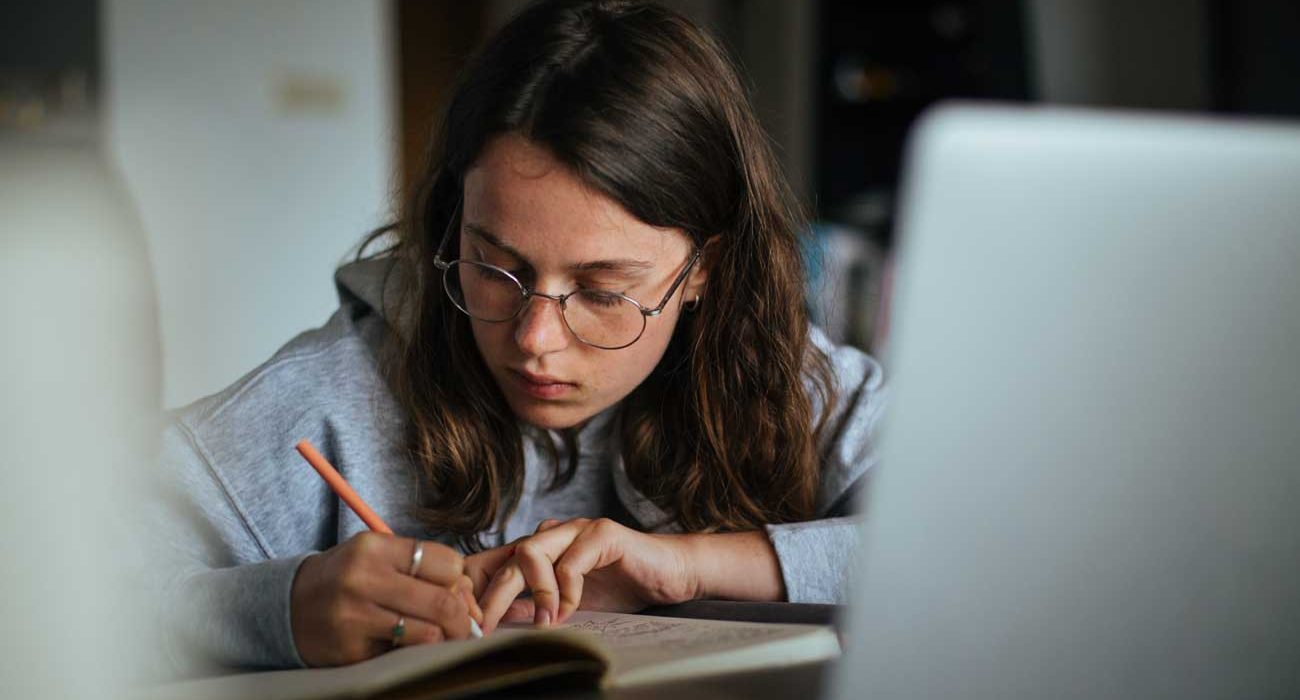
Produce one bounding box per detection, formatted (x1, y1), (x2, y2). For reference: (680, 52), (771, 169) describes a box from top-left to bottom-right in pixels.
(546, 611), (840, 687)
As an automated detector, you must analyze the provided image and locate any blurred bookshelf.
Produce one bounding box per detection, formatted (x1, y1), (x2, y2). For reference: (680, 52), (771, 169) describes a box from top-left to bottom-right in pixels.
(815, 0), (1030, 248)
(0, 1), (99, 135)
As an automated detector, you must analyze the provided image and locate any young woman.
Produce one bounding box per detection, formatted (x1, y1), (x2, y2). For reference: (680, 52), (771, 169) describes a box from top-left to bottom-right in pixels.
(153, 0), (885, 671)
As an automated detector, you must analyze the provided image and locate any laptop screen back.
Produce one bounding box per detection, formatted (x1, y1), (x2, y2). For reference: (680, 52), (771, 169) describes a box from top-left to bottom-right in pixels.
(832, 104), (1300, 699)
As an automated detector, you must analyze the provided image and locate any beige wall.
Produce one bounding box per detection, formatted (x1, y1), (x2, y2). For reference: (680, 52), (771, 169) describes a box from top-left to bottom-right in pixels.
(106, 0), (397, 407)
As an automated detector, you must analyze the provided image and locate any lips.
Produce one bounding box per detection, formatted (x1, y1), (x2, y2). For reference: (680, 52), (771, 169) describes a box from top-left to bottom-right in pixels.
(509, 368), (577, 399)
(514, 369), (570, 385)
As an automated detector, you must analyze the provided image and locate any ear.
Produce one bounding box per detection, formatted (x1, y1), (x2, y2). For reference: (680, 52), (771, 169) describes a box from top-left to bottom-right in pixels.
(682, 235), (719, 305)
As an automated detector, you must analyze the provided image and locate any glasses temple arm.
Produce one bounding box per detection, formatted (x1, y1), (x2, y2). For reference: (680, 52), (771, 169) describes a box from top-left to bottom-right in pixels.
(646, 248), (702, 315)
(432, 201), (463, 269)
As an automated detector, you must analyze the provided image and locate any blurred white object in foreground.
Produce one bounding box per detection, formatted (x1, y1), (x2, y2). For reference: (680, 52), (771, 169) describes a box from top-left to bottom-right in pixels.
(0, 118), (159, 697)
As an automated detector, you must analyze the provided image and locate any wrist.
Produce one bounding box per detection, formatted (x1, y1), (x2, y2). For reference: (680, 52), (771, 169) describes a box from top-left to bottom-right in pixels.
(679, 530), (784, 602)
(675, 533), (709, 602)
(289, 553), (322, 666)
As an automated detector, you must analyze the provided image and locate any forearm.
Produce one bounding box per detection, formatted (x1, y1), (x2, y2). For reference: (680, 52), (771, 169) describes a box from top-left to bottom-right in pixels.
(680, 530), (786, 602)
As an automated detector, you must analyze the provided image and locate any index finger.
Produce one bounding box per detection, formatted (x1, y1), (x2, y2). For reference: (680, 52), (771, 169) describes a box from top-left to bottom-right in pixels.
(463, 521), (573, 598)
(478, 560), (528, 633)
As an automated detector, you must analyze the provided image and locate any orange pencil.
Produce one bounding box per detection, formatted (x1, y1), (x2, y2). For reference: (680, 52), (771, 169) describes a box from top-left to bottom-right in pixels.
(295, 439), (393, 534)
(294, 439), (484, 638)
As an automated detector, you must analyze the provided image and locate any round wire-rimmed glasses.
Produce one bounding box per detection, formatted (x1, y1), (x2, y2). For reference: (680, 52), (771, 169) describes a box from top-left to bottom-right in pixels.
(432, 207), (700, 350)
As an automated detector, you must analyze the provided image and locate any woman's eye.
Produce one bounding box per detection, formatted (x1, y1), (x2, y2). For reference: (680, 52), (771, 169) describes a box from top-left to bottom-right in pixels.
(470, 256), (527, 279)
(471, 249), (520, 270)
(582, 291), (624, 308)
(471, 265), (515, 285)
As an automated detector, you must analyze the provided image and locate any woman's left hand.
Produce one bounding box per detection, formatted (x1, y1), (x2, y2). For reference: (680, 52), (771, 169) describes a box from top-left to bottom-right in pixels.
(466, 518), (699, 633)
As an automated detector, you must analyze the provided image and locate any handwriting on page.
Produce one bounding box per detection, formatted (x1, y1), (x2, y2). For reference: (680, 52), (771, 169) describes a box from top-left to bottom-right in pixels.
(564, 615), (784, 651)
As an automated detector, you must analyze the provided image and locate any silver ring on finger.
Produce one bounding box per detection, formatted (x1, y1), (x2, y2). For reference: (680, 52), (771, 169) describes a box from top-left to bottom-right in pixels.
(391, 615), (407, 647)
(408, 539), (424, 577)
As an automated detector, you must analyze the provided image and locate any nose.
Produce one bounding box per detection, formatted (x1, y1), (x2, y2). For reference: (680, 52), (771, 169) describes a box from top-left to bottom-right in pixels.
(513, 294), (570, 356)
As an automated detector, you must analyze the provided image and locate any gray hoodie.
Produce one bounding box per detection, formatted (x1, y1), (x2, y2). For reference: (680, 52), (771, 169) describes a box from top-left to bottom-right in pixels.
(151, 257), (886, 672)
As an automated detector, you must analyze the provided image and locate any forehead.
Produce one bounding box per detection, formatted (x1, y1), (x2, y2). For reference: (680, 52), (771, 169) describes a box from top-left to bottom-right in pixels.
(461, 133), (685, 261)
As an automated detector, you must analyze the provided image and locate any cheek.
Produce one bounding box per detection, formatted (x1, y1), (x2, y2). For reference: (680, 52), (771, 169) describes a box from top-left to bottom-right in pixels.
(641, 307), (682, 349)
(569, 317), (676, 399)
(607, 314), (679, 386)
(469, 310), (681, 404)
(469, 318), (510, 359)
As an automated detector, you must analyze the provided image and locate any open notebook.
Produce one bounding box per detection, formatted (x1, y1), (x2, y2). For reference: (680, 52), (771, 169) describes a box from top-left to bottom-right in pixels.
(143, 611), (840, 699)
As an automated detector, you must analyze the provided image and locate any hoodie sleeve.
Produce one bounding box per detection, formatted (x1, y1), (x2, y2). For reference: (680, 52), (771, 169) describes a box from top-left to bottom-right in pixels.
(142, 300), (408, 675)
(764, 331), (886, 603)
(147, 421), (310, 674)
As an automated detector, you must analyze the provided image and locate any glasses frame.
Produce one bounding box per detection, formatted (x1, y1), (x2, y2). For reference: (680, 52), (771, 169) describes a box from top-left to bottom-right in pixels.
(431, 204), (701, 350)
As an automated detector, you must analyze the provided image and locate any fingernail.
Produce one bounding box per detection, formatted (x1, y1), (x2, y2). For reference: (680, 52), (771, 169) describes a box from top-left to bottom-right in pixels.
(536, 608), (551, 627)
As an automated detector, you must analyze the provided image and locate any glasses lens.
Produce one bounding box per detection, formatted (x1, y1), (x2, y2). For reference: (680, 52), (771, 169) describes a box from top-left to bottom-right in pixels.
(446, 261), (525, 322)
(564, 291), (646, 349)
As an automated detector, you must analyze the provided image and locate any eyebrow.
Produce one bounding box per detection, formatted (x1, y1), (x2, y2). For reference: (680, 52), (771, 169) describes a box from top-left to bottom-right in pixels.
(463, 223), (656, 276)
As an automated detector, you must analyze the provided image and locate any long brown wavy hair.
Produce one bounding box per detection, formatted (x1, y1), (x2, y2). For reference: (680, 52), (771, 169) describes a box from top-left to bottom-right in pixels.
(364, 0), (836, 548)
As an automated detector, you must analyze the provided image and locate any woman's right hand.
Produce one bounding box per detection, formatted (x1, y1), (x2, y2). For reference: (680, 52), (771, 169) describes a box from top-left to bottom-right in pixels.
(290, 532), (484, 666)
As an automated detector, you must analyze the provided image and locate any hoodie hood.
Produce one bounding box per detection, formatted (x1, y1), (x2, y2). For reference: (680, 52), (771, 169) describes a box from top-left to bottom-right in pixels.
(333, 256), (404, 325)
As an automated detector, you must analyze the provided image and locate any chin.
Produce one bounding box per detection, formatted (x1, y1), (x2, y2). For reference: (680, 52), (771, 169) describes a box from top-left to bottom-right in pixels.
(506, 398), (593, 431)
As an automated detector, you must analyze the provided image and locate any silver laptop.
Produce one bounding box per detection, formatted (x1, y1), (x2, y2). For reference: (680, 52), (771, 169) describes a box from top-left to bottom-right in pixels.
(832, 104), (1300, 699)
